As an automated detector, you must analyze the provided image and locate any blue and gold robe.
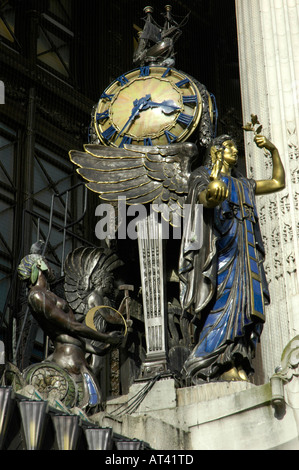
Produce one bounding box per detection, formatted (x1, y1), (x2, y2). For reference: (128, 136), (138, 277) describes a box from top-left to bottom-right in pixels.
(179, 167), (269, 383)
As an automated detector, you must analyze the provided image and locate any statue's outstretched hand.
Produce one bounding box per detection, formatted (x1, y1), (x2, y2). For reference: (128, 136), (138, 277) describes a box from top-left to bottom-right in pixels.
(254, 135), (276, 152)
(108, 330), (125, 346)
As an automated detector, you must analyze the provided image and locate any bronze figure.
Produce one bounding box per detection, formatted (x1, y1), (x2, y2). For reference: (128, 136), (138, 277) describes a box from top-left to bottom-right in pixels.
(18, 253), (124, 411)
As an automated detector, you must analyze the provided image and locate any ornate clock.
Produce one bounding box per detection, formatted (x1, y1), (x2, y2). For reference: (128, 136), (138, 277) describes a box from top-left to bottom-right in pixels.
(93, 66), (203, 148)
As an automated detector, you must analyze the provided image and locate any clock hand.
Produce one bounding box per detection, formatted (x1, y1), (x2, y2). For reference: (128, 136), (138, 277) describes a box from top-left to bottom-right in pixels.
(116, 95), (180, 139)
(116, 95), (151, 138)
(143, 99), (181, 115)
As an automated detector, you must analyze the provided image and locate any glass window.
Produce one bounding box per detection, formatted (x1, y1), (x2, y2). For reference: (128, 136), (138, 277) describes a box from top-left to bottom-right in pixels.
(48, 0), (72, 28)
(31, 144), (85, 273)
(37, 1), (73, 79)
(37, 24), (71, 77)
(0, 2), (15, 43)
(0, 123), (16, 321)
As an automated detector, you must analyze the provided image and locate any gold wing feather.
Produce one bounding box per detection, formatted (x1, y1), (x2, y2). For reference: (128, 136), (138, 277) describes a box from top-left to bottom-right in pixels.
(69, 142), (198, 225)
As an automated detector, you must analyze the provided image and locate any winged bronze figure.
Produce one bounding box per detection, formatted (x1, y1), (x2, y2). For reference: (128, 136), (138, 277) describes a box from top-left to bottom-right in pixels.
(64, 246), (123, 318)
(63, 246), (125, 375)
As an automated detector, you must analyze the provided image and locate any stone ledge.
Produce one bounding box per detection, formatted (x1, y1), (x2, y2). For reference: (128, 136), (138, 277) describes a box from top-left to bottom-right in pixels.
(177, 380), (255, 406)
(92, 410), (190, 450)
(92, 376), (299, 450)
(176, 382), (272, 427)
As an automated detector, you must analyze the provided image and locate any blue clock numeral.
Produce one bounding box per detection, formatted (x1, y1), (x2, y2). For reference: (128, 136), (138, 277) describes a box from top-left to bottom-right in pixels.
(96, 110), (109, 122)
(162, 67), (171, 77)
(117, 74), (129, 86)
(175, 78), (190, 88)
(102, 125), (117, 141)
(100, 92), (114, 101)
(143, 137), (153, 146)
(139, 66), (150, 77)
(119, 135), (132, 147)
(164, 130), (177, 144)
(183, 95), (198, 105)
(177, 113), (193, 126)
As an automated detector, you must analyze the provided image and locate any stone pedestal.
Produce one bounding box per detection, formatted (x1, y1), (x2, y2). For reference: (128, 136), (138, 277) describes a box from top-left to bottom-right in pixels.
(235, 0), (299, 382)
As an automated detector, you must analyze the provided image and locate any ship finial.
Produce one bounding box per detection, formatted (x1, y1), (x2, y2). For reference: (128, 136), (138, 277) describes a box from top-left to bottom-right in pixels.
(133, 4), (189, 67)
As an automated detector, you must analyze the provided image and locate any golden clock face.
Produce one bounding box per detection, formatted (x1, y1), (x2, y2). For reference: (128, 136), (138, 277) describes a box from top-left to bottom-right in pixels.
(94, 66), (202, 147)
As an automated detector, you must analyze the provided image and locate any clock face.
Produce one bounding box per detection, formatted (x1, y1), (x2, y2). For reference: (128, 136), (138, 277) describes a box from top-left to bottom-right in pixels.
(93, 66), (203, 147)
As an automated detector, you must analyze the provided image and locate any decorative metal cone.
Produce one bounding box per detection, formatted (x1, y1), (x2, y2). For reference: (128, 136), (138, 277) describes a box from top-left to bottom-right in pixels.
(18, 400), (48, 450)
(84, 426), (113, 450)
(116, 440), (142, 450)
(52, 414), (80, 450)
(0, 386), (14, 450)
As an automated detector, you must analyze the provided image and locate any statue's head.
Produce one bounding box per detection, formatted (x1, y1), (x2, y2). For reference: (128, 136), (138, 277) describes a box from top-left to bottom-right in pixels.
(205, 134), (238, 169)
(18, 254), (52, 286)
(91, 272), (115, 297)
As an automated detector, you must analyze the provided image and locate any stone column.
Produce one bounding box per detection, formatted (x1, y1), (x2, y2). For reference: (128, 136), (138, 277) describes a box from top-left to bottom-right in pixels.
(235, 0), (299, 382)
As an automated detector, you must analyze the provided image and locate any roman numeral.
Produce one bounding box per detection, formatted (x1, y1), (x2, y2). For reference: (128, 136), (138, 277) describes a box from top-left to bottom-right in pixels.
(175, 78), (189, 88)
(117, 74), (129, 86)
(162, 67), (171, 77)
(96, 110), (109, 121)
(177, 113), (193, 126)
(143, 137), (153, 146)
(102, 125), (117, 141)
(100, 92), (114, 101)
(164, 130), (177, 144)
(119, 135), (132, 147)
(139, 66), (150, 77)
(183, 95), (198, 105)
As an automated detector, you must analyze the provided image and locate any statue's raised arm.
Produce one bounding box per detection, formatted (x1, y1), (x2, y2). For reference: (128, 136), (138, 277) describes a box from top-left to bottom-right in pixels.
(254, 135), (285, 195)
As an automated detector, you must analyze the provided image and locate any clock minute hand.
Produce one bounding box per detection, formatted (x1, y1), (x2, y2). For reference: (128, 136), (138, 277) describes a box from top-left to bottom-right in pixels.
(116, 95), (151, 138)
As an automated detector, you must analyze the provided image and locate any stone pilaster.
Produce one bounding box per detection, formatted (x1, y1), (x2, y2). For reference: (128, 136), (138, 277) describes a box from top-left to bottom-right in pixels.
(137, 213), (168, 378)
(235, 0), (299, 382)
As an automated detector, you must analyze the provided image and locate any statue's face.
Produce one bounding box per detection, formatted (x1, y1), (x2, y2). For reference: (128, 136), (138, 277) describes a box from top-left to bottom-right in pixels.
(222, 140), (238, 166)
(94, 275), (114, 296)
(103, 276), (114, 294)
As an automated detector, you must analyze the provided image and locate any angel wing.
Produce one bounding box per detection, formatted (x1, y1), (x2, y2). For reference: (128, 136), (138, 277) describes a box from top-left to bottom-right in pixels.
(69, 142), (198, 225)
(64, 246), (124, 315)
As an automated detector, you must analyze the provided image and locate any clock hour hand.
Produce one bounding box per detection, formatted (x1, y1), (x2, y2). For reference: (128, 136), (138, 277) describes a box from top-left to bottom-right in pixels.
(143, 99), (181, 115)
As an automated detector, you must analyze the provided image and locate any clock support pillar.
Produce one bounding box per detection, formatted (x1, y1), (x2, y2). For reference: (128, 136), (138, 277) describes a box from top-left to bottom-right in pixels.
(137, 212), (169, 379)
